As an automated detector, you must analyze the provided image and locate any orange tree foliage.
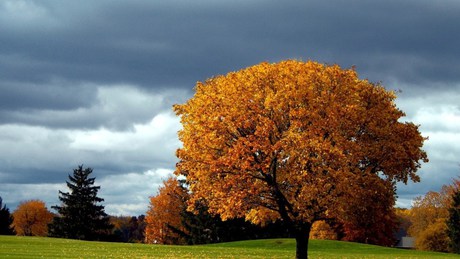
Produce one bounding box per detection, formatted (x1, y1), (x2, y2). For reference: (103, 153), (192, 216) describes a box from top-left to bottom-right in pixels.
(409, 183), (458, 252)
(335, 174), (398, 246)
(174, 60), (428, 259)
(311, 178), (398, 246)
(415, 219), (450, 252)
(145, 177), (189, 244)
(12, 200), (53, 236)
(309, 220), (337, 240)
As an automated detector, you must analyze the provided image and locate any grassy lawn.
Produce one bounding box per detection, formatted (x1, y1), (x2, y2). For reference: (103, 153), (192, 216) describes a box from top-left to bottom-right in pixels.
(1, 235), (459, 258)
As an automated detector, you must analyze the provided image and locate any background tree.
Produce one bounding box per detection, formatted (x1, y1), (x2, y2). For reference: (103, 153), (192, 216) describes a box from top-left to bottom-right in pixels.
(110, 215), (146, 243)
(0, 197), (15, 235)
(127, 215), (146, 242)
(447, 178), (460, 253)
(309, 220), (337, 240)
(12, 200), (53, 236)
(110, 216), (131, 242)
(48, 165), (113, 240)
(145, 177), (189, 244)
(174, 60), (428, 259)
(408, 187), (451, 252)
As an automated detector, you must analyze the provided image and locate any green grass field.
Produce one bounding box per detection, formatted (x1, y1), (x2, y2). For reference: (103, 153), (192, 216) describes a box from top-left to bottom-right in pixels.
(1, 235), (459, 258)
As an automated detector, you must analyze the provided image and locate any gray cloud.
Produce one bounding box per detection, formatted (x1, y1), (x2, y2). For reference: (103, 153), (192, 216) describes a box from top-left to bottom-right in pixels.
(0, 107), (181, 182)
(0, 80), (95, 111)
(2, 1), (459, 91)
(0, 81), (190, 130)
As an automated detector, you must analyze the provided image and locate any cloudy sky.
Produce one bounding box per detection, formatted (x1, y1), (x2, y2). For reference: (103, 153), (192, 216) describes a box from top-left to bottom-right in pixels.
(1, 0), (459, 216)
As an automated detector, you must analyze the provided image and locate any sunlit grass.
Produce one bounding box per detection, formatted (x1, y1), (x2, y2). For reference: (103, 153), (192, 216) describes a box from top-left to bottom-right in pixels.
(1, 235), (459, 258)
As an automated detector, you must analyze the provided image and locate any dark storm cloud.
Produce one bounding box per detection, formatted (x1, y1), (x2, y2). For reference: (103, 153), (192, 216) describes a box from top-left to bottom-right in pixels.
(0, 167), (64, 184)
(0, 81), (95, 111)
(2, 0), (459, 96)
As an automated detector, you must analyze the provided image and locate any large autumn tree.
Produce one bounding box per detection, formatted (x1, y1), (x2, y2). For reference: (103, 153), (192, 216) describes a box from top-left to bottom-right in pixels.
(49, 165), (113, 240)
(12, 199), (53, 236)
(174, 60), (428, 259)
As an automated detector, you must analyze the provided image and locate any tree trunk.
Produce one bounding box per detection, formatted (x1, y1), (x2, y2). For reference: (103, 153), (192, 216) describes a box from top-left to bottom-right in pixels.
(295, 223), (312, 259)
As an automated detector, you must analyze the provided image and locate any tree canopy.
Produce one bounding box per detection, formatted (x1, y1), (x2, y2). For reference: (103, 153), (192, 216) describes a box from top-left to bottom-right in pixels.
(49, 165), (113, 240)
(12, 199), (53, 236)
(145, 177), (189, 244)
(409, 187), (451, 252)
(174, 60), (428, 259)
(399, 177), (460, 253)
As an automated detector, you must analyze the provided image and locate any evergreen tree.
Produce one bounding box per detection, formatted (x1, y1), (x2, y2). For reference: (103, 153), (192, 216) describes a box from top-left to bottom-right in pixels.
(49, 165), (113, 240)
(0, 197), (15, 235)
(448, 187), (460, 253)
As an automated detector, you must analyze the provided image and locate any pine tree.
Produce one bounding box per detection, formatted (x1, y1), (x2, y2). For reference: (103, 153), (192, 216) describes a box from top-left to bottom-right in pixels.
(0, 197), (15, 235)
(448, 187), (460, 253)
(49, 165), (113, 240)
